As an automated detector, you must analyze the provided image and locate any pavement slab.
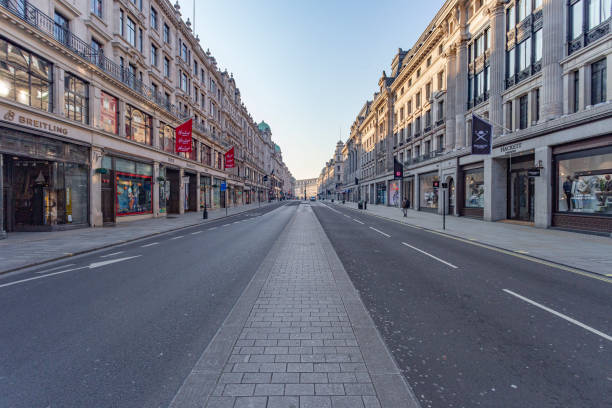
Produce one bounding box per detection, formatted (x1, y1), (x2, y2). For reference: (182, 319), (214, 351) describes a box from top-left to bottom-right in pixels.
(170, 203), (419, 408)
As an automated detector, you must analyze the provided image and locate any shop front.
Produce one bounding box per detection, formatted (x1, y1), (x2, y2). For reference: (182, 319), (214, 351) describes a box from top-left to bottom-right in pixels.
(553, 141), (612, 234)
(212, 178), (224, 209)
(101, 156), (152, 222)
(388, 180), (400, 207)
(507, 154), (535, 222)
(460, 164), (485, 218)
(402, 176), (414, 209)
(375, 182), (386, 205)
(183, 171), (198, 212)
(419, 171), (439, 212)
(1, 128), (89, 232)
(158, 166), (169, 215)
(200, 175), (211, 210)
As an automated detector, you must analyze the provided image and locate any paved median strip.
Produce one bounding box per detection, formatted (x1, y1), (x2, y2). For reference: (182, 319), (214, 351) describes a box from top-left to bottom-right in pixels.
(401, 242), (458, 269)
(503, 289), (612, 342)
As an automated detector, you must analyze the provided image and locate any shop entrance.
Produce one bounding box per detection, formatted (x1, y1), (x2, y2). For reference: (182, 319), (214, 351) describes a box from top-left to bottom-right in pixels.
(166, 169), (180, 214)
(402, 178), (414, 208)
(101, 169), (115, 224)
(507, 154), (535, 222)
(448, 178), (455, 214)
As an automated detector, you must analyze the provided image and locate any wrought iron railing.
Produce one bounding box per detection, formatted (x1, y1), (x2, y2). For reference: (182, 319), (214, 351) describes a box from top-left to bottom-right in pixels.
(0, 0), (189, 121)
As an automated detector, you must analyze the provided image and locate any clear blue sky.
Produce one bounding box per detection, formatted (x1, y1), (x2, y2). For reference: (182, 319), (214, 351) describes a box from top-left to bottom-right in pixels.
(179, 0), (445, 180)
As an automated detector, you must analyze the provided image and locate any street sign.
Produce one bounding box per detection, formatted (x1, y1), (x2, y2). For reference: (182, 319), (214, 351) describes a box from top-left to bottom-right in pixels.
(220, 182), (227, 192)
(527, 168), (541, 177)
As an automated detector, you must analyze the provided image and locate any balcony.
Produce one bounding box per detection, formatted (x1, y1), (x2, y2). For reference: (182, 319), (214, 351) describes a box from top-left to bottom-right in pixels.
(0, 0), (189, 121)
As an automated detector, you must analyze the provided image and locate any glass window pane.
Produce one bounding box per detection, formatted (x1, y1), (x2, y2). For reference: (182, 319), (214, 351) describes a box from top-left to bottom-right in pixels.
(571, 1), (584, 39)
(464, 169), (485, 208)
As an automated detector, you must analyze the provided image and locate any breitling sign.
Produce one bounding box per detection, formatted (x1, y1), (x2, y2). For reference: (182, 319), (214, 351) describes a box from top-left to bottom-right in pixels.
(2, 108), (69, 136)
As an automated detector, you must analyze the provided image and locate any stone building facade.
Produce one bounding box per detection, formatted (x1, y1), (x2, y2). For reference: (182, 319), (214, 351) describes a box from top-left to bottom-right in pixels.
(294, 178), (318, 200)
(317, 140), (344, 200)
(0, 0), (291, 237)
(334, 0), (612, 234)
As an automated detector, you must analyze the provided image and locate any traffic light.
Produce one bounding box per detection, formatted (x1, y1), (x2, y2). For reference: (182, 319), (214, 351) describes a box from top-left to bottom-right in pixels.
(433, 180), (440, 189)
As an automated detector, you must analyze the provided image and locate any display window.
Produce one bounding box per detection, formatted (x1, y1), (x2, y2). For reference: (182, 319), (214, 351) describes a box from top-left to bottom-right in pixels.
(556, 146), (612, 215)
(464, 168), (485, 208)
(116, 172), (152, 216)
(388, 181), (400, 207)
(420, 172), (439, 210)
(125, 105), (152, 145)
(101, 91), (118, 134)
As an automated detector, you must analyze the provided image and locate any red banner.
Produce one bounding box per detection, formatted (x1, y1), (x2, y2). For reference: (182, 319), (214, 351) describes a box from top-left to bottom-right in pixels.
(224, 147), (235, 169)
(175, 119), (193, 153)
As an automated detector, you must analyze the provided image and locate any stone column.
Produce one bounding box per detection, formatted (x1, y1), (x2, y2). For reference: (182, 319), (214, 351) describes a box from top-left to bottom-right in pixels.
(153, 162), (160, 217)
(607, 53), (612, 102)
(562, 73), (571, 114)
(445, 46), (457, 150)
(581, 65), (590, 108)
(54, 66), (65, 117)
(0, 154), (5, 239)
(152, 118), (161, 149)
(484, 156), (508, 221)
(90, 147), (104, 227)
(90, 86), (101, 130)
(195, 172), (201, 212)
(414, 174), (420, 210)
(118, 100), (127, 138)
(511, 98), (519, 130)
(179, 168), (185, 214)
(541, 0), (564, 121)
(534, 146), (552, 228)
(455, 38), (468, 149)
(488, 1), (506, 137)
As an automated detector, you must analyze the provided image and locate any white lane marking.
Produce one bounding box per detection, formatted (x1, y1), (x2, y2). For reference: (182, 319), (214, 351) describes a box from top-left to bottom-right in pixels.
(233, 221), (241, 224)
(502, 289), (612, 342)
(353, 219), (364, 225)
(191, 231), (203, 235)
(208, 227), (217, 230)
(35, 264), (76, 274)
(100, 251), (124, 258)
(369, 227), (390, 238)
(401, 242), (458, 269)
(222, 224), (231, 227)
(87, 255), (142, 269)
(170, 235), (184, 240)
(1, 267), (88, 288)
(141, 242), (159, 247)
(343, 214), (350, 218)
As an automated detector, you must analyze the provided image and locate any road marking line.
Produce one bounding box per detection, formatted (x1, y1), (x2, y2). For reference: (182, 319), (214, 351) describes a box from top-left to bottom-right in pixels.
(233, 221), (241, 224)
(515, 250), (529, 254)
(353, 219), (364, 224)
(503, 289), (612, 342)
(401, 242), (458, 269)
(170, 235), (184, 240)
(1, 267), (87, 288)
(369, 227), (390, 238)
(343, 214), (350, 218)
(100, 251), (124, 258)
(35, 264), (76, 274)
(141, 242), (159, 247)
(222, 224), (231, 227)
(208, 227), (217, 230)
(191, 231), (204, 235)
(87, 255), (141, 269)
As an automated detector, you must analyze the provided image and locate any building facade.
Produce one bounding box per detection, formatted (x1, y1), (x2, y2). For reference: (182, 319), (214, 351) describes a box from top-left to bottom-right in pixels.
(0, 0), (292, 237)
(317, 140), (344, 200)
(294, 178), (318, 200)
(327, 0), (612, 234)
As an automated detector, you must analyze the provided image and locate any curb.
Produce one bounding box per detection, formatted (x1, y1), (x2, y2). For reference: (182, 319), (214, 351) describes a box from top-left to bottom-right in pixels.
(328, 202), (612, 281)
(0, 203), (282, 276)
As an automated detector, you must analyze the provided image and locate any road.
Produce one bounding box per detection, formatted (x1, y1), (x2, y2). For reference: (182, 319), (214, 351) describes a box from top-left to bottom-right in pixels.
(0, 202), (297, 408)
(312, 202), (611, 408)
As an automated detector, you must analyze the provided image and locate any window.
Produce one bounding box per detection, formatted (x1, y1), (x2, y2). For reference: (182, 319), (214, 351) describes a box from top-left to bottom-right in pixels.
(194, 60), (198, 76)
(181, 43), (188, 61)
(437, 101), (444, 121)
(534, 88), (540, 122)
(164, 57), (170, 77)
(507, 5), (515, 30)
(407, 100), (412, 114)
(152, 82), (158, 96)
(437, 71), (444, 90)
(400, 107), (404, 121)
(427, 56), (432, 66)
(591, 58), (607, 105)
(425, 82), (432, 100)
(573, 70), (580, 113)
(125, 105), (152, 145)
(464, 168), (485, 208)
(127, 18), (135, 46)
(138, 28), (143, 52)
(150, 7), (158, 30)
(518, 39), (531, 71)
(100, 91), (118, 134)
(163, 23), (170, 43)
(119, 10), (124, 36)
(181, 71), (187, 92)
(92, 0), (102, 18)
(416, 92), (421, 108)
(201, 68), (205, 82)
(91, 39), (102, 65)
(425, 110), (432, 127)
(517, 0), (531, 22)
(571, 1), (584, 40)
(64, 73), (89, 124)
(54, 12), (70, 45)
(588, 0), (611, 29)
(519, 94), (528, 129)
(151, 44), (158, 66)
(416, 68), (421, 77)
(0, 38), (53, 111)
(534, 29), (542, 61)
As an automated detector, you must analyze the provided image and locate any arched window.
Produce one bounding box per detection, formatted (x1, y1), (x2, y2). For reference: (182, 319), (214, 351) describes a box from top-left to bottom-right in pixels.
(125, 105), (152, 145)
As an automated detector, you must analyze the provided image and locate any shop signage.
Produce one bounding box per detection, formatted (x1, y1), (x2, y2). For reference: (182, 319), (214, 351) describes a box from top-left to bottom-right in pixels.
(500, 142), (522, 155)
(393, 158), (403, 180)
(527, 168), (541, 177)
(175, 119), (193, 153)
(224, 147), (235, 168)
(220, 182), (227, 192)
(2, 109), (69, 136)
(471, 114), (492, 155)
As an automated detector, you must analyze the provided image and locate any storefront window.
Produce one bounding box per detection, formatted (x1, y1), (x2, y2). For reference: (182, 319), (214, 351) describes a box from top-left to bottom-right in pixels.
(159, 167), (167, 214)
(388, 181), (400, 207)
(101, 91), (118, 134)
(557, 147), (612, 214)
(125, 105), (152, 145)
(464, 168), (485, 208)
(420, 172), (439, 210)
(0, 37), (53, 111)
(64, 73), (89, 124)
(200, 175), (211, 208)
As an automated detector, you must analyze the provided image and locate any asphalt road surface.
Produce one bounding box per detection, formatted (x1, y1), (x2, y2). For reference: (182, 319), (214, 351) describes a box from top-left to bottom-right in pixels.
(0, 202), (297, 408)
(312, 202), (611, 408)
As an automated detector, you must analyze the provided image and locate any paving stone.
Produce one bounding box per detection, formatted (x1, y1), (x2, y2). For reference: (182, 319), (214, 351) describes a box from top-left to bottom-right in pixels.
(362, 396), (382, 408)
(233, 396), (267, 408)
(271, 372), (299, 383)
(331, 396), (365, 408)
(218, 372), (243, 384)
(299, 396), (332, 408)
(343, 383), (376, 396)
(267, 396), (300, 408)
(287, 363), (313, 373)
(205, 396), (235, 408)
(284, 383), (314, 396)
(242, 373), (271, 384)
(315, 383), (345, 396)
(222, 383), (254, 397)
(299, 373), (328, 383)
(254, 383), (284, 396)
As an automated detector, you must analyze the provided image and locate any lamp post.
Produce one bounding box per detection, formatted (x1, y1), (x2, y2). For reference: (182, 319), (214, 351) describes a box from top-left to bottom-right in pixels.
(202, 184), (208, 220)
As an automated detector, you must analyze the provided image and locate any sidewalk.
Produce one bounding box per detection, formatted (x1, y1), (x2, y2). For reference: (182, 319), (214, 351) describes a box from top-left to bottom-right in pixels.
(0, 202), (276, 274)
(170, 203), (418, 408)
(333, 201), (612, 276)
